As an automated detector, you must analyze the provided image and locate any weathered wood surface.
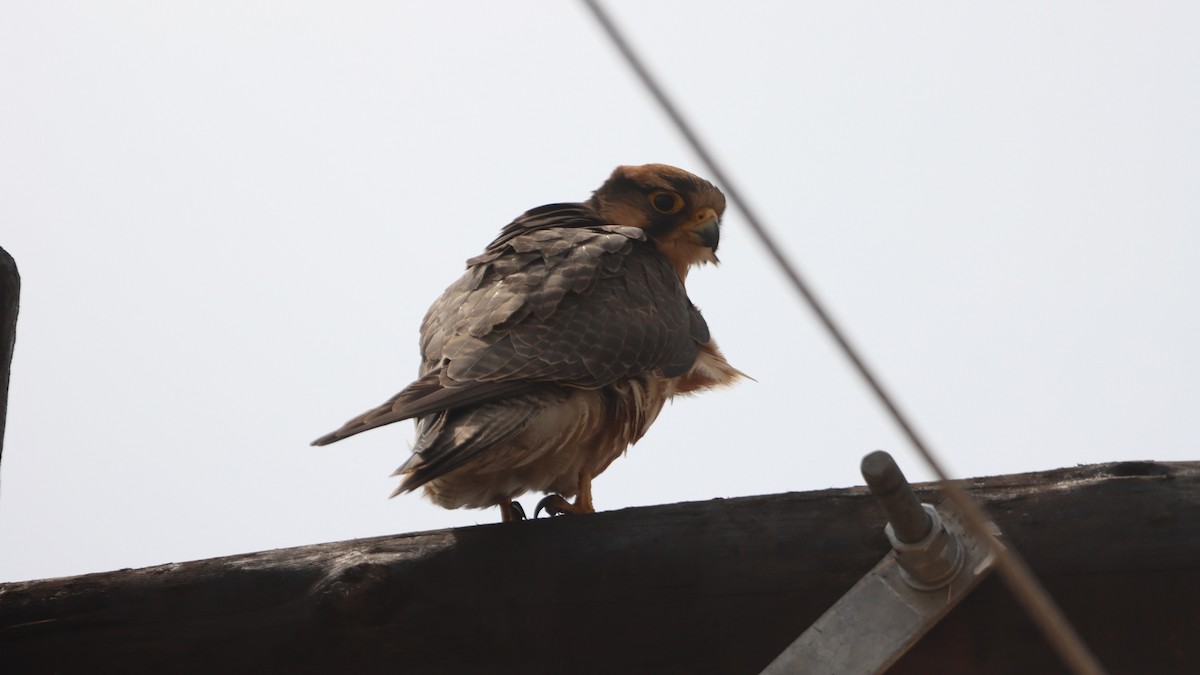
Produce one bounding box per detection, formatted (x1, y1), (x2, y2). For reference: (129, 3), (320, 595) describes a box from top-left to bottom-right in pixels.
(1, 461), (1197, 674)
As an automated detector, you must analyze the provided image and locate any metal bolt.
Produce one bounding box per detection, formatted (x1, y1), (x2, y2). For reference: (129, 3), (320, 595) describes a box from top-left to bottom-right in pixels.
(862, 450), (965, 590)
(861, 450), (932, 543)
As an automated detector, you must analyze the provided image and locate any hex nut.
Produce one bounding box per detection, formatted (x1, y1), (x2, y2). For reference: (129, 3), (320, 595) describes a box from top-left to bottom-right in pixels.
(885, 503), (965, 590)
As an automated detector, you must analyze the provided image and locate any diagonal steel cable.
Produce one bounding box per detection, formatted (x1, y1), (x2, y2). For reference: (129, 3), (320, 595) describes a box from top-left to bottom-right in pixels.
(579, 1), (1107, 673)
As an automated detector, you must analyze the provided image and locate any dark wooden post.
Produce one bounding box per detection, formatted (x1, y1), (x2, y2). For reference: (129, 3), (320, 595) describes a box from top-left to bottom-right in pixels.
(0, 245), (18, 463)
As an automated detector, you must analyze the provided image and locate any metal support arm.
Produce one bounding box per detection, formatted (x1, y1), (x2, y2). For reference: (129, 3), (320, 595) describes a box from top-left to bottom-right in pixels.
(762, 451), (997, 674)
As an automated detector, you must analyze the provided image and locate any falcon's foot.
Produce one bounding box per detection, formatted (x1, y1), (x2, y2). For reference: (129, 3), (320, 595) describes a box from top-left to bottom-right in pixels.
(534, 471), (595, 518)
(534, 494), (594, 518)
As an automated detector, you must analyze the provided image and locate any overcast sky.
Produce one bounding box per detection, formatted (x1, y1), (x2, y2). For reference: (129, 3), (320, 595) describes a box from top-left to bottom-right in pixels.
(2, 1), (1197, 583)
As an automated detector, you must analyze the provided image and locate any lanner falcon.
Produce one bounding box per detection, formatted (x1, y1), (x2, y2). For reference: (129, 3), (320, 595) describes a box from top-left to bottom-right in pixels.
(313, 164), (744, 521)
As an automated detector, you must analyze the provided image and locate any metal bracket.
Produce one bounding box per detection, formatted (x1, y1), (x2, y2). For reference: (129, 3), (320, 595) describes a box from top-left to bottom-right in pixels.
(762, 451), (998, 674)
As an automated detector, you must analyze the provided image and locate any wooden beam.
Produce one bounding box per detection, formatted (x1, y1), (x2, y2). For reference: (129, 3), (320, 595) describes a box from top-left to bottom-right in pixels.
(1, 461), (1197, 673)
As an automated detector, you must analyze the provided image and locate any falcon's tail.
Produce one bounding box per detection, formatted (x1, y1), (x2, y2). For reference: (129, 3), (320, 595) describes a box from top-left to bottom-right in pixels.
(310, 374), (531, 446)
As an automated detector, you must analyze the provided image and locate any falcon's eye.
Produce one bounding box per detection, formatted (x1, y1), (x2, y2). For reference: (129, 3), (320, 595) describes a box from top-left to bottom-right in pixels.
(649, 191), (684, 214)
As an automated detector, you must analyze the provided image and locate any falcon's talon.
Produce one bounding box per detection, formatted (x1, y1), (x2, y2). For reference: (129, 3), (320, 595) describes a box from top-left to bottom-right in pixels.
(534, 494), (572, 518)
(505, 501), (527, 522)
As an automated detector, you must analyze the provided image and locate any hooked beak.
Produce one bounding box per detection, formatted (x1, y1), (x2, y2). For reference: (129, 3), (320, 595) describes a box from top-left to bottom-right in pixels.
(686, 207), (721, 251)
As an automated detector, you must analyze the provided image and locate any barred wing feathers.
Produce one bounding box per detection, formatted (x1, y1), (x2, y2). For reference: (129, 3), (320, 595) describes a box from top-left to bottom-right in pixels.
(311, 204), (708, 449)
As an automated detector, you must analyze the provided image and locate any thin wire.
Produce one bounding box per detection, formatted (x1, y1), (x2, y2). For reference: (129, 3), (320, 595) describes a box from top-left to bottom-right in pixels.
(578, 2), (1107, 674)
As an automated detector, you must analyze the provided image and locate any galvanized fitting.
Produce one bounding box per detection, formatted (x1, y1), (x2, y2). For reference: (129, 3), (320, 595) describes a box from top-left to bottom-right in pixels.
(886, 503), (964, 590)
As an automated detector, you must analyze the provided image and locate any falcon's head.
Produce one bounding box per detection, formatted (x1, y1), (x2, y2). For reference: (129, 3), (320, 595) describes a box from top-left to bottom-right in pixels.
(588, 164), (727, 280)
